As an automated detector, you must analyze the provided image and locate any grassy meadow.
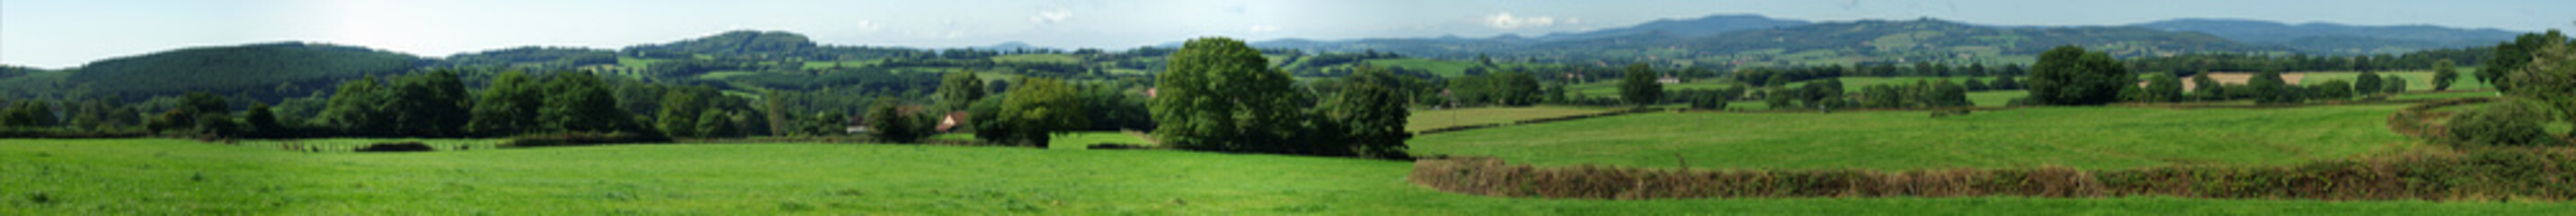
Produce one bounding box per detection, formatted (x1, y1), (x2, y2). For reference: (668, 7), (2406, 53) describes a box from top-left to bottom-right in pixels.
(8, 139), (2572, 214)
(1410, 104), (2424, 170)
(1408, 106), (1612, 131)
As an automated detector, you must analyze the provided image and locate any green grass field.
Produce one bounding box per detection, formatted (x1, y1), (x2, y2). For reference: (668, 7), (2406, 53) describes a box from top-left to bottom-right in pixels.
(9, 139), (2571, 214)
(1410, 104), (2423, 171)
(1408, 106), (1611, 131)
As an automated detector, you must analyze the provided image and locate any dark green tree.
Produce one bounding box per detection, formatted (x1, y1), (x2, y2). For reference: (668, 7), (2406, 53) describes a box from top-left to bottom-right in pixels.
(654, 90), (706, 138)
(1619, 63), (1664, 107)
(2354, 70), (2384, 95)
(467, 71), (544, 136)
(998, 77), (1087, 148)
(864, 97), (927, 143)
(1, 99), (54, 129)
(2251, 66), (2304, 104)
(2143, 74), (2185, 103)
(1319, 74), (1411, 158)
(2432, 59), (2460, 91)
(386, 69), (472, 137)
(2190, 72), (2224, 101)
(2026, 46), (2132, 105)
(2309, 80), (2355, 101)
(696, 111), (740, 138)
(242, 103), (285, 138)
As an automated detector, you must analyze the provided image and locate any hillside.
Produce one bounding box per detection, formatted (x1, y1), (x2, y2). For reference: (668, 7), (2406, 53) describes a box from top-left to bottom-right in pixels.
(66, 42), (425, 102)
(1263, 18), (2288, 68)
(2132, 18), (2525, 54)
(620, 30), (820, 58)
(1534, 14), (1813, 41)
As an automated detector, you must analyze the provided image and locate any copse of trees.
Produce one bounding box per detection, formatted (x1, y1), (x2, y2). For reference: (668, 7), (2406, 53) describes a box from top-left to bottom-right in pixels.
(1154, 37), (1310, 153)
(2250, 66), (2305, 104)
(2026, 46), (2132, 105)
(1151, 37), (1412, 158)
(2140, 74), (2185, 103)
(2481, 30), (2569, 93)
(2354, 70), (2384, 95)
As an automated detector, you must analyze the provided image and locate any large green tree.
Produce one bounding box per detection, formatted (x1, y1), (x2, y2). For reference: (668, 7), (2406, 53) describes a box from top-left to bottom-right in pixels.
(2025, 46), (2132, 105)
(1320, 67), (1413, 158)
(2432, 59), (2460, 91)
(2354, 70), (2384, 95)
(1151, 37), (1306, 152)
(997, 77), (1087, 148)
(1618, 63), (1664, 107)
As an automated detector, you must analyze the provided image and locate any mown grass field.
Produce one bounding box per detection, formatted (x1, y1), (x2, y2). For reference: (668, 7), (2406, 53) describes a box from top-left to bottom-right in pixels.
(1408, 106), (1611, 131)
(1410, 104), (2424, 171)
(8, 139), (2572, 214)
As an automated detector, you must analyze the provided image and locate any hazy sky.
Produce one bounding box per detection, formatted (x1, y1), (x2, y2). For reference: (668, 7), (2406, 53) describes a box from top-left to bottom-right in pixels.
(5, 0), (2572, 68)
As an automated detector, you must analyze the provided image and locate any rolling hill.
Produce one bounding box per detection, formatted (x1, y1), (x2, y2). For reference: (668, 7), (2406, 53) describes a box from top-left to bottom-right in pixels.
(2132, 18), (2524, 54)
(66, 42), (426, 102)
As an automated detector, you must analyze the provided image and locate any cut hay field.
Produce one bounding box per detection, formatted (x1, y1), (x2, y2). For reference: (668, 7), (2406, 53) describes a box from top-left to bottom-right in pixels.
(1408, 106), (1612, 131)
(7, 140), (2570, 214)
(1410, 104), (2424, 171)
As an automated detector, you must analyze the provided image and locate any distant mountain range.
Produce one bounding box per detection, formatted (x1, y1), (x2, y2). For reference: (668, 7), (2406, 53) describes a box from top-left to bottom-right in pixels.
(0, 14), (2536, 103)
(1250, 14), (2531, 66)
(2130, 18), (2524, 54)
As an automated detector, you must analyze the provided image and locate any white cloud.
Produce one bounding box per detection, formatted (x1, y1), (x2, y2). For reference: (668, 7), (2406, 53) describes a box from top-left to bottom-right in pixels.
(1032, 9), (1072, 23)
(1248, 24), (1281, 33)
(855, 20), (884, 32)
(1482, 13), (1563, 30)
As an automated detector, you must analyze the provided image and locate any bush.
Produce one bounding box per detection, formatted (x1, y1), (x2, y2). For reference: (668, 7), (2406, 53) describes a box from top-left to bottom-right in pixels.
(2444, 102), (2567, 147)
(353, 141), (435, 152)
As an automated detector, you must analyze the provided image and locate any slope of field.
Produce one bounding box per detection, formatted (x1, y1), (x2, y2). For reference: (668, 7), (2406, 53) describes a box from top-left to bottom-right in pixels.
(1411, 104), (2421, 170)
(1408, 106), (1612, 131)
(7, 140), (2569, 214)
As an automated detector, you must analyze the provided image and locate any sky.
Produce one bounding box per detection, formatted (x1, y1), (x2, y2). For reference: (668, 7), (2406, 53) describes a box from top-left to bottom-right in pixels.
(4, 0), (2572, 68)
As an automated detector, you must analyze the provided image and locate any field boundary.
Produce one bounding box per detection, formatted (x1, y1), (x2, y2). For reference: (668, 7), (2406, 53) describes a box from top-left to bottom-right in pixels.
(2387, 97), (2497, 140)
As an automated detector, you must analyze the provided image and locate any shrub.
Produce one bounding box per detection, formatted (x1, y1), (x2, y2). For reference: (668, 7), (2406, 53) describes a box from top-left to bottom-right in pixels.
(2444, 102), (2567, 147)
(353, 141), (435, 152)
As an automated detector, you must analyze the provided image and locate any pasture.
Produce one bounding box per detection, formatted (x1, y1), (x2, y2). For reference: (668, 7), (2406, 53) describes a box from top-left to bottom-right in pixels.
(1409, 104), (2422, 170)
(6, 139), (2569, 214)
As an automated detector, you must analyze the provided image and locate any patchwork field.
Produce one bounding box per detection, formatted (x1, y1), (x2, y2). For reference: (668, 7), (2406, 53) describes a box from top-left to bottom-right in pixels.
(1410, 104), (2424, 170)
(7, 140), (2571, 214)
